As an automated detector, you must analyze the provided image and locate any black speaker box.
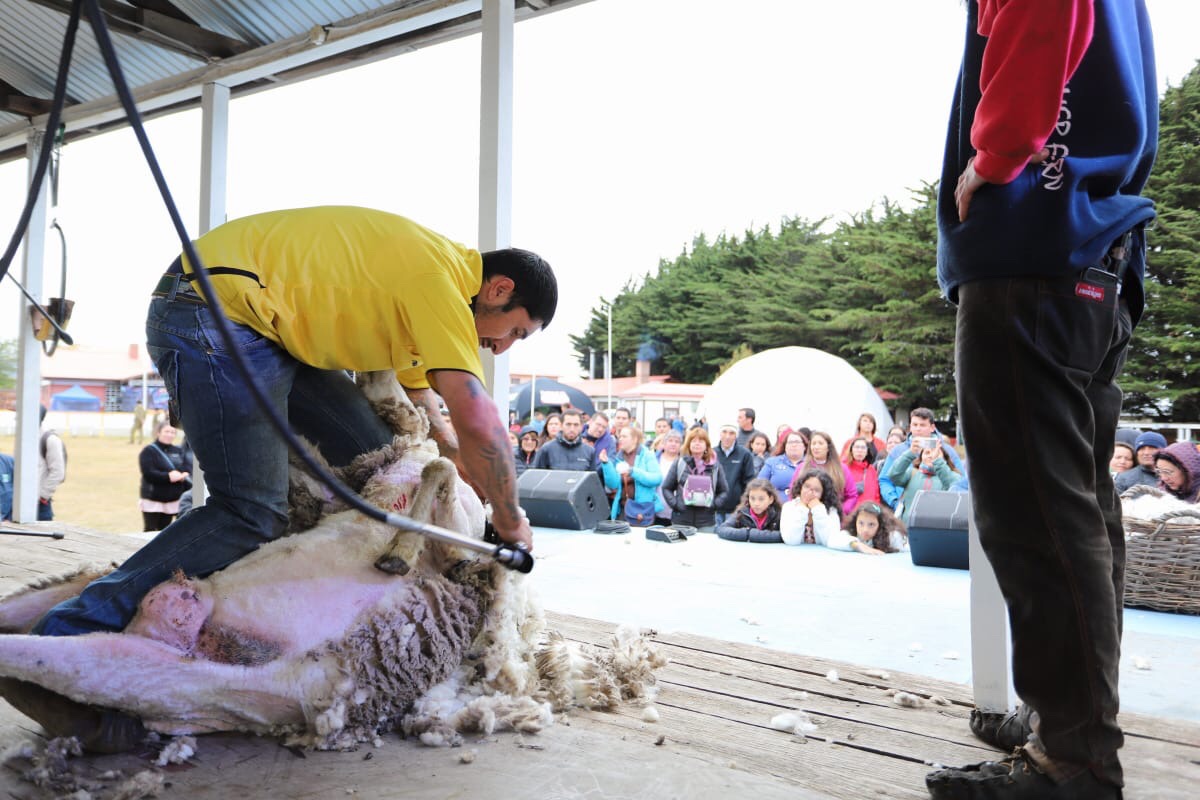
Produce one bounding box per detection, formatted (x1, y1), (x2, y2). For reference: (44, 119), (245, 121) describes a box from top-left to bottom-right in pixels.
(907, 490), (971, 570)
(517, 469), (609, 530)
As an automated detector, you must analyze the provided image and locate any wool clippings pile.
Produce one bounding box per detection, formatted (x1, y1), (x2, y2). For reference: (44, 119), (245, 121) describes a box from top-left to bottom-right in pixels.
(3, 736), (169, 800)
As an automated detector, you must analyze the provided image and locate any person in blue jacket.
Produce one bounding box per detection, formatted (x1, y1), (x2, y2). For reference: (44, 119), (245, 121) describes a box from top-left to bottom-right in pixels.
(598, 424), (662, 526)
(0, 452), (14, 521)
(756, 429), (808, 500)
(925, 2), (1158, 798)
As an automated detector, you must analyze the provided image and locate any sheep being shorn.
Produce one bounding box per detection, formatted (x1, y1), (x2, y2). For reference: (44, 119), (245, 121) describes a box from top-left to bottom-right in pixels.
(0, 372), (664, 751)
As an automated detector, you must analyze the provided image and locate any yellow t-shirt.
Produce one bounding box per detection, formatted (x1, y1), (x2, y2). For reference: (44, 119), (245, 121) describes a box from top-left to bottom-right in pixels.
(180, 206), (483, 390)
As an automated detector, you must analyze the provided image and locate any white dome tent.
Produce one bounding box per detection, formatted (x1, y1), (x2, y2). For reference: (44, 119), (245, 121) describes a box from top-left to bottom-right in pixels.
(697, 347), (894, 445)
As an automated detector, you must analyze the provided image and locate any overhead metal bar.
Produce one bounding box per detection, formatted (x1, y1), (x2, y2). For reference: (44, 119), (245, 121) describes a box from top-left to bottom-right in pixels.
(26, 0), (253, 61)
(0, 0), (595, 164)
(0, 0), (480, 159)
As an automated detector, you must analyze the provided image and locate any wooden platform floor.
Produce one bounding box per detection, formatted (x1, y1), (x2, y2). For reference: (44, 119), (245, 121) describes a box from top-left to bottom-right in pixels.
(0, 522), (1197, 799)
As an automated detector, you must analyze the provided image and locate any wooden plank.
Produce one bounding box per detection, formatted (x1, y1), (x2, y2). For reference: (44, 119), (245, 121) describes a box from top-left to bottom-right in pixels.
(660, 660), (987, 748)
(549, 610), (975, 701)
(0, 534), (1193, 799)
(674, 676), (1198, 789)
(567, 693), (934, 799)
(654, 678), (987, 768)
(547, 610), (1200, 746)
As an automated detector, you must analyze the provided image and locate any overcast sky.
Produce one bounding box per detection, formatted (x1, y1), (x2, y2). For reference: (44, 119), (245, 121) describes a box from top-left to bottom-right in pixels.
(3, 0), (1198, 380)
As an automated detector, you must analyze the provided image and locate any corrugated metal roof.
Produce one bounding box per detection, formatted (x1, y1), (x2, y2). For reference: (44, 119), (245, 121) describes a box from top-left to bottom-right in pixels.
(0, 0), (590, 163)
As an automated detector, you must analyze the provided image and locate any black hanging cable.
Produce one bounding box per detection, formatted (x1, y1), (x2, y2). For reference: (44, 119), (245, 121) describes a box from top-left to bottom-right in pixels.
(42, 220), (68, 356)
(77, 0), (531, 571)
(0, 0), (79, 345)
(44, 127), (69, 356)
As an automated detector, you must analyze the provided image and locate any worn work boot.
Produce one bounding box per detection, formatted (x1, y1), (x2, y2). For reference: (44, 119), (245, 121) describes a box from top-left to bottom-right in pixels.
(926, 741), (1122, 800)
(0, 678), (146, 754)
(969, 704), (1036, 750)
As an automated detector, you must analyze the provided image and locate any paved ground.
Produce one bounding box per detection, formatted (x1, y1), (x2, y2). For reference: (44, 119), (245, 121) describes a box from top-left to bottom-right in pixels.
(526, 525), (1200, 724)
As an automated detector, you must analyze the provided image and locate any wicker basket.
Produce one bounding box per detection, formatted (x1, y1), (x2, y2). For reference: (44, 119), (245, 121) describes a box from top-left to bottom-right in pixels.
(1123, 510), (1200, 615)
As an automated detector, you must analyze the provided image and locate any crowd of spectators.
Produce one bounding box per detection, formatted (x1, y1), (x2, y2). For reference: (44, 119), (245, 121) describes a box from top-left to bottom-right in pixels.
(510, 402), (1200, 546)
(1110, 428), (1200, 504)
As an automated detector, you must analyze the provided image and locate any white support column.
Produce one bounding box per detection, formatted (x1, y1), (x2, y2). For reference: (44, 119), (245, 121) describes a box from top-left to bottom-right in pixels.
(188, 81), (230, 508)
(969, 501), (1014, 712)
(11, 129), (52, 522)
(477, 0), (514, 415)
(200, 82), (229, 234)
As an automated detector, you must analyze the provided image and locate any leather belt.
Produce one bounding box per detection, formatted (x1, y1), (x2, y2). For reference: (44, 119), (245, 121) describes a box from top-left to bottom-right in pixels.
(151, 272), (207, 305)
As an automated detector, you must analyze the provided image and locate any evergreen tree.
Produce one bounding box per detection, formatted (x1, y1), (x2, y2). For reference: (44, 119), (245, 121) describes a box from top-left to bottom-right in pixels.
(1123, 61), (1200, 420)
(571, 64), (1198, 428)
(822, 186), (957, 415)
(0, 339), (16, 390)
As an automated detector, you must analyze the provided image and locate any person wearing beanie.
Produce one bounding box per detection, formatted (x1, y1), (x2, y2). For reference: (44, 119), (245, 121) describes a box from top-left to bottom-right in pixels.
(1116, 431), (1168, 494)
(1114, 427), (1142, 449)
(514, 425), (540, 477)
(1154, 442), (1200, 504)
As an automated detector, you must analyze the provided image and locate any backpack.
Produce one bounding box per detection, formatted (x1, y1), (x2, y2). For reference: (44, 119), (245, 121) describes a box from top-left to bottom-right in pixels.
(40, 430), (67, 477)
(0, 453), (13, 520)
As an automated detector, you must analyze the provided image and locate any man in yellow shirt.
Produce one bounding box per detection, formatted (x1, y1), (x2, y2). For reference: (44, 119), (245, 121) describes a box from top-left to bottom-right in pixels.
(8, 207), (556, 751)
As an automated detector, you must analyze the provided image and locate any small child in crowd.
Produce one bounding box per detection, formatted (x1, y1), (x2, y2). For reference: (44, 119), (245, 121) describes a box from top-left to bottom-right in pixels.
(842, 501), (908, 555)
(780, 469), (842, 547)
(781, 469), (882, 554)
(716, 478), (783, 543)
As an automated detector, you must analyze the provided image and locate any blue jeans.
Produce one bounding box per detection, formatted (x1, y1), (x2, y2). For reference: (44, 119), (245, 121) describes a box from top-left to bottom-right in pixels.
(37, 498), (53, 521)
(33, 297), (394, 636)
(956, 275), (1131, 787)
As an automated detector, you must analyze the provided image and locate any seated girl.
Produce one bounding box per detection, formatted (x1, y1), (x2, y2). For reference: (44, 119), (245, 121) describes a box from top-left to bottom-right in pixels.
(780, 469), (869, 553)
(599, 424), (663, 526)
(716, 478), (783, 543)
(841, 501), (908, 555)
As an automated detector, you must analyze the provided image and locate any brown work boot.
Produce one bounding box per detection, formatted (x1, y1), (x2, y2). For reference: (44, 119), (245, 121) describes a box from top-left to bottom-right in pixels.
(0, 678), (146, 754)
(926, 738), (1122, 800)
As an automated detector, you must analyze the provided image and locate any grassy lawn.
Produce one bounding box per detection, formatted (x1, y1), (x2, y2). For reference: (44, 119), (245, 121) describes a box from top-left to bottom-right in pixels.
(1, 433), (144, 533)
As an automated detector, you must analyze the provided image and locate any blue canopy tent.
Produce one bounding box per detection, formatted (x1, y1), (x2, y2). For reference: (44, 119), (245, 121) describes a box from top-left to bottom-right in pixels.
(49, 384), (102, 411)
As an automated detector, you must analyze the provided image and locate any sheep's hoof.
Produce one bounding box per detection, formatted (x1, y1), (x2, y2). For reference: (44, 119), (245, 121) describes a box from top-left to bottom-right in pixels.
(374, 554), (411, 576)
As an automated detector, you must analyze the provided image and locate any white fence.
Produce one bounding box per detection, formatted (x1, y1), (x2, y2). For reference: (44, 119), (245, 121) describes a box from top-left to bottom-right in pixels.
(0, 410), (153, 438)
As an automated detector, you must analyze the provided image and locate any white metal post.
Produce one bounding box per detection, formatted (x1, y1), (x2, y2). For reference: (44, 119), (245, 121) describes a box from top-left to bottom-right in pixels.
(477, 0), (514, 417)
(200, 82), (229, 234)
(188, 81), (230, 508)
(969, 501), (1014, 712)
(12, 129), (52, 522)
(605, 302), (612, 410)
